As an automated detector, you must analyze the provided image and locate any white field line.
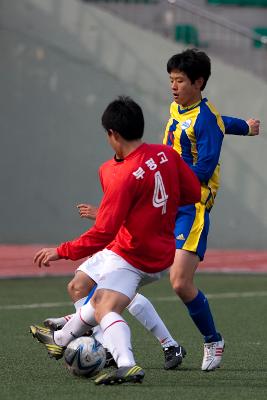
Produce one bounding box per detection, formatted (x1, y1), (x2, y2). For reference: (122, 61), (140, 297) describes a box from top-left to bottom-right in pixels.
(155, 290), (267, 302)
(1, 291), (267, 310)
(0, 301), (72, 310)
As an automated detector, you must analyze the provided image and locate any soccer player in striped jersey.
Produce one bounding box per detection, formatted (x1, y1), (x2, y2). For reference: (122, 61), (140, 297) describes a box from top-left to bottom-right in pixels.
(163, 49), (259, 371)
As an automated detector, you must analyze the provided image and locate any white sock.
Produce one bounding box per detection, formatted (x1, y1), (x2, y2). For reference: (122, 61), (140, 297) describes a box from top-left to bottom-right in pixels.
(92, 325), (105, 347)
(49, 315), (73, 327)
(54, 296), (93, 329)
(74, 296), (87, 311)
(127, 293), (178, 348)
(56, 297), (88, 326)
(63, 314), (73, 322)
(100, 312), (136, 368)
(54, 301), (97, 347)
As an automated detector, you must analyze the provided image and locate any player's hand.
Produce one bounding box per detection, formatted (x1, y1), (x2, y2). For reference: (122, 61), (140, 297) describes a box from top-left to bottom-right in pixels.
(77, 203), (98, 220)
(246, 118), (260, 136)
(33, 247), (60, 268)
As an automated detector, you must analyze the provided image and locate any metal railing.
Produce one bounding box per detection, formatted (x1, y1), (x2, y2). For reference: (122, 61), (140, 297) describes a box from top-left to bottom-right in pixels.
(168, 0), (267, 79)
(92, 0), (267, 80)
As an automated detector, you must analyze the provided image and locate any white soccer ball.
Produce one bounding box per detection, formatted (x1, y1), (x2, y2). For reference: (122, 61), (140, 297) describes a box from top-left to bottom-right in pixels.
(64, 336), (106, 377)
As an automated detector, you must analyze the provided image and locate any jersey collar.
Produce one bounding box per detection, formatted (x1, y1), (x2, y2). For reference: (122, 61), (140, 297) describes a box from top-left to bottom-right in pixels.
(113, 143), (147, 163)
(177, 98), (207, 114)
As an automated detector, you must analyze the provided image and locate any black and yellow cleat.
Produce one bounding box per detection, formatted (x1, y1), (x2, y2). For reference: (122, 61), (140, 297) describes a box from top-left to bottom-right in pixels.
(94, 365), (145, 385)
(29, 324), (65, 360)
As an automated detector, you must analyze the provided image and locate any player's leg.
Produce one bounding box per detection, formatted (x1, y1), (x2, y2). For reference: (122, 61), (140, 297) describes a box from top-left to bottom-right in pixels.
(38, 293), (140, 357)
(72, 288), (186, 370)
(30, 250), (139, 371)
(30, 299), (98, 359)
(67, 271), (96, 304)
(91, 252), (148, 384)
(93, 251), (187, 383)
(43, 254), (100, 330)
(30, 253), (106, 358)
(93, 289), (144, 385)
(94, 294), (182, 369)
(127, 293), (177, 347)
(43, 271), (96, 330)
(53, 250), (144, 384)
(45, 290), (135, 373)
(44, 262), (185, 370)
(59, 286), (186, 369)
(93, 289), (134, 366)
(47, 285), (184, 359)
(171, 203), (224, 371)
(127, 293), (186, 369)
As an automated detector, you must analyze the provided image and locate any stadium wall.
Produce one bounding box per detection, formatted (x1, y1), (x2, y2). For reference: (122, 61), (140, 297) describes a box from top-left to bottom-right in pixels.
(1, 0), (266, 248)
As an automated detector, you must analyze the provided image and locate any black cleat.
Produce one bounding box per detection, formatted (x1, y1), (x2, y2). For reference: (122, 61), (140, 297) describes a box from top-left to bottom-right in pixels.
(95, 365), (145, 385)
(163, 345), (186, 370)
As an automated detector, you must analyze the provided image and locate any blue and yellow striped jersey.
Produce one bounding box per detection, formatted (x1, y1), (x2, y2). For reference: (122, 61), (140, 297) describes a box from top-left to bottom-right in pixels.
(163, 98), (224, 209)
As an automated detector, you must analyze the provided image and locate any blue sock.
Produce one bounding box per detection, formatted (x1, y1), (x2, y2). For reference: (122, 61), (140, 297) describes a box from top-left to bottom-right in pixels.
(83, 285), (97, 305)
(185, 290), (219, 343)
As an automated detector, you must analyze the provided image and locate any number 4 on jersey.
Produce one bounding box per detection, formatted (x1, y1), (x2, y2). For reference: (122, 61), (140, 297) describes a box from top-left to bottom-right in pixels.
(153, 171), (168, 214)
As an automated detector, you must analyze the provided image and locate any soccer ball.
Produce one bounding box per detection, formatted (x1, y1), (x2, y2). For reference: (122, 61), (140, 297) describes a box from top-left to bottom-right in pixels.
(64, 336), (106, 377)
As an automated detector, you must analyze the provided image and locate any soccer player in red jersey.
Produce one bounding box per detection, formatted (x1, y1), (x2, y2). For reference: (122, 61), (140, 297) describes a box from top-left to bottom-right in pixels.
(30, 96), (201, 385)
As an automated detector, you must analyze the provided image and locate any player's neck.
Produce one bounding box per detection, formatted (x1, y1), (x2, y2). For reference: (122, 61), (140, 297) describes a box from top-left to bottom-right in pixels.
(180, 94), (202, 109)
(115, 140), (143, 159)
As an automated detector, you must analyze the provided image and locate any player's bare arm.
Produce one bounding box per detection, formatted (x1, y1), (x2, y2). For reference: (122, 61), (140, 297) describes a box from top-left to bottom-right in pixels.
(246, 118), (260, 136)
(33, 247), (60, 268)
(77, 203), (98, 220)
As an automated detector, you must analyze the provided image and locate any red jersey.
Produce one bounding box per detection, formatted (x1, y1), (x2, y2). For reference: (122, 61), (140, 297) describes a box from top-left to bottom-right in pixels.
(57, 143), (200, 272)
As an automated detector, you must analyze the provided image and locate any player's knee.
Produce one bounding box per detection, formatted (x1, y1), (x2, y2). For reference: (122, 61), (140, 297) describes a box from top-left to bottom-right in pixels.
(67, 280), (75, 297)
(67, 279), (88, 299)
(127, 293), (157, 330)
(171, 278), (190, 299)
(94, 307), (102, 324)
(94, 303), (111, 323)
(127, 293), (147, 315)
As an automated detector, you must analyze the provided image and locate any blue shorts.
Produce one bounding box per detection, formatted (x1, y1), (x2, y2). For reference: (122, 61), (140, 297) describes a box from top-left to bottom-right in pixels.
(174, 203), (210, 261)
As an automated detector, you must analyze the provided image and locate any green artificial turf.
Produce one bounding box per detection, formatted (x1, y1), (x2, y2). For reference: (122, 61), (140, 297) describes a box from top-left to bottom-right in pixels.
(0, 274), (267, 400)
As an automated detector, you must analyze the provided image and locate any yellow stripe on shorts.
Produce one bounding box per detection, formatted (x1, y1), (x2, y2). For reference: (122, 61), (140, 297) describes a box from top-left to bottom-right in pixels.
(183, 203), (206, 253)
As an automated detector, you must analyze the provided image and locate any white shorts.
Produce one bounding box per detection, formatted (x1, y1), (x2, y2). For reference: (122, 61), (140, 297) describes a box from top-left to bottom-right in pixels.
(76, 249), (169, 300)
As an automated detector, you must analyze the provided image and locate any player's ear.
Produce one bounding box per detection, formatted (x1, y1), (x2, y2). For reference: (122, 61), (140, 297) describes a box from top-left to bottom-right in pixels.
(110, 130), (121, 142)
(195, 77), (204, 90)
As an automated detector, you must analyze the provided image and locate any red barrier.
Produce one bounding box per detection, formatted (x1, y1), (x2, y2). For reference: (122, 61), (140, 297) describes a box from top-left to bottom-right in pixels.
(0, 245), (82, 278)
(0, 245), (267, 278)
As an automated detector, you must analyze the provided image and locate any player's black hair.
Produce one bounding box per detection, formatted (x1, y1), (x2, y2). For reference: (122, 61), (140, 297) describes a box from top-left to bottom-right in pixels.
(167, 48), (211, 90)
(102, 96), (144, 140)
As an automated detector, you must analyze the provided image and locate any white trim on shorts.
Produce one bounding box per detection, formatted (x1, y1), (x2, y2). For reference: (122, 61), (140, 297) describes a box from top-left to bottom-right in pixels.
(76, 249), (169, 300)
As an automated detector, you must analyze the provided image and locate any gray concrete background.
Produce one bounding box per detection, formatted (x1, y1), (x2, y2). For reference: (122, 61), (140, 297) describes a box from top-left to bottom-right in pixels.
(1, 0), (266, 248)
